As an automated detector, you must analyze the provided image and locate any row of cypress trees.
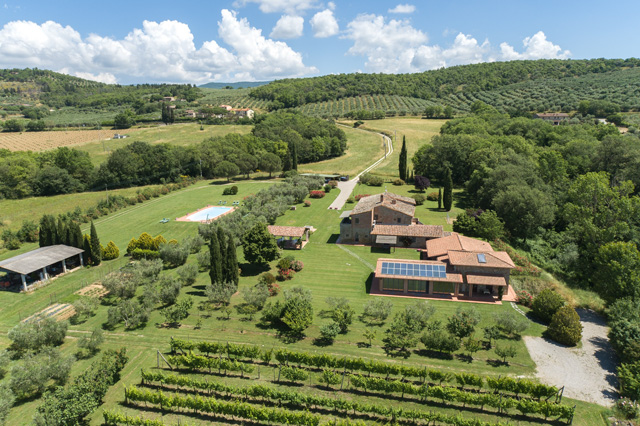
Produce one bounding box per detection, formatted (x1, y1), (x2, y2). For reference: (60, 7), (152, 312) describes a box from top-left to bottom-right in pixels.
(209, 226), (239, 291)
(38, 214), (102, 265)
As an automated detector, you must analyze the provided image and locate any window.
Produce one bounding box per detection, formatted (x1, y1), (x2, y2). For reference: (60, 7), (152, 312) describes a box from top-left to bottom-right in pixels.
(397, 217), (401, 223)
(355, 218), (359, 224)
(407, 280), (426, 293)
(382, 278), (404, 291)
(374, 214), (378, 221)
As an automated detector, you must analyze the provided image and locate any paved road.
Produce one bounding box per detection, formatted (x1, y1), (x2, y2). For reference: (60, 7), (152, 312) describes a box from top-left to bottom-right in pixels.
(327, 130), (393, 210)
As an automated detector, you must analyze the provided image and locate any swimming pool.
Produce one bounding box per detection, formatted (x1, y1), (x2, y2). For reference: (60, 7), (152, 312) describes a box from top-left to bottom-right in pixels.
(178, 206), (233, 222)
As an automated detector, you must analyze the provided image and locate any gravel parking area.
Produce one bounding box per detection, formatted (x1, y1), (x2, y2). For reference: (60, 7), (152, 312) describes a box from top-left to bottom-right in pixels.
(523, 309), (618, 406)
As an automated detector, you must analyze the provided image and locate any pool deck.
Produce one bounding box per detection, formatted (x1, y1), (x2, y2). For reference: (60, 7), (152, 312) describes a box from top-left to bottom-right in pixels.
(175, 205), (236, 223)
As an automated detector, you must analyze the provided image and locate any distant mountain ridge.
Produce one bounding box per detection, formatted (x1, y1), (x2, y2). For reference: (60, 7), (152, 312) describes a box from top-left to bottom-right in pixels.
(199, 81), (270, 89)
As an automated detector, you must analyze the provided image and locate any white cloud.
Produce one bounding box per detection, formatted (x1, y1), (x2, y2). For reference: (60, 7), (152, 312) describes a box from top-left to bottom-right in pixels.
(344, 14), (427, 73)
(388, 4), (416, 14)
(0, 12), (316, 83)
(500, 31), (570, 60)
(310, 9), (338, 38)
(233, 0), (319, 14)
(344, 14), (569, 73)
(270, 14), (304, 39)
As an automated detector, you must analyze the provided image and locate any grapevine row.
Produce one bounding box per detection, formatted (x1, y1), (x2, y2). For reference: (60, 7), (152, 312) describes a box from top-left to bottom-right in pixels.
(137, 371), (513, 426)
(349, 374), (574, 423)
(124, 385), (321, 426)
(169, 338), (559, 400)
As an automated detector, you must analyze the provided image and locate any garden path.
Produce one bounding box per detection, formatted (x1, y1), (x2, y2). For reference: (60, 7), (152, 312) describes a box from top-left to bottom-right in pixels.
(524, 309), (617, 406)
(328, 131), (393, 210)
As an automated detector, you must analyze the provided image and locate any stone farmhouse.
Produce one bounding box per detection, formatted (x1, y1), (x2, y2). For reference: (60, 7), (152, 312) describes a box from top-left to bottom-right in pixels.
(339, 192), (444, 248)
(534, 112), (569, 125)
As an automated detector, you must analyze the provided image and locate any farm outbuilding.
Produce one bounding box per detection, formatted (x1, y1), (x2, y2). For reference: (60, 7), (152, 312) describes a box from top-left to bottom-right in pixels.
(267, 226), (312, 250)
(0, 245), (84, 292)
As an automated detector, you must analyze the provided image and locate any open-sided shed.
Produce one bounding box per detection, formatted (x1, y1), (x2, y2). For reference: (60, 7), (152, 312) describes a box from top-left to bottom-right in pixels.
(0, 245), (84, 291)
(267, 226), (312, 250)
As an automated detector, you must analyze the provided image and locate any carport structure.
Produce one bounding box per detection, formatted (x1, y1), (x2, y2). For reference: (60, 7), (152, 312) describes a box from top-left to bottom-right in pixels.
(0, 245), (84, 292)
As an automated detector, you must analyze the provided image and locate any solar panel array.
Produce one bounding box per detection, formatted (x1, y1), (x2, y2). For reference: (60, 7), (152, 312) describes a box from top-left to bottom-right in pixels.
(380, 262), (447, 278)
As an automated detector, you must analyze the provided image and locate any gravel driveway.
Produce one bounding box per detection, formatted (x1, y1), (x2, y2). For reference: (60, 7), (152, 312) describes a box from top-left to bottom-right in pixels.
(523, 309), (618, 406)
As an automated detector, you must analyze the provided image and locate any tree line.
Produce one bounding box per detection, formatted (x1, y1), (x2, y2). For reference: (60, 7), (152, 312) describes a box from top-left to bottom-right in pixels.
(0, 112), (346, 199)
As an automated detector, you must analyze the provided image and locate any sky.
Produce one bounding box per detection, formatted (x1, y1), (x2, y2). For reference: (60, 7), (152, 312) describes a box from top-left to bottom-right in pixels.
(0, 0), (639, 85)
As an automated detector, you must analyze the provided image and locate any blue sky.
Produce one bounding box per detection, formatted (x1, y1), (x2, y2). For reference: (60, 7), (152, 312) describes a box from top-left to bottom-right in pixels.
(0, 0), (638, 84)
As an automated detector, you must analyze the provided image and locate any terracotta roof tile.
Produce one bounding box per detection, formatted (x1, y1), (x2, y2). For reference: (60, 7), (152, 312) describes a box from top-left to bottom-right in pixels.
(447, 250), (515, 269)
(466, 275), (507, 286)
(371, 224), (444, 238)
(267, 226), (306, 238)
(351, 192), (415, 216)
(425, 234), (493, 258)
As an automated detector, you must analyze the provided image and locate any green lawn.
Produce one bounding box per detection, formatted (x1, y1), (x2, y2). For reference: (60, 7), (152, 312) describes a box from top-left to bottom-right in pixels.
(339, 117), (446, 178)
(297, 125), (385, 177)
(0, 179), (609, 425)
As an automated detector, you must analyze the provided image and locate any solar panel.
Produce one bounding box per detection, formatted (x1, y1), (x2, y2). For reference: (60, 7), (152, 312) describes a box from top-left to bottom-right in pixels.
(380, 262), (446, 278)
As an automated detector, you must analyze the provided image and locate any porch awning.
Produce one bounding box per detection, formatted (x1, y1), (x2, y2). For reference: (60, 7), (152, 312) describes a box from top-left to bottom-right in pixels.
(376, 235), (397, 245)
(466, 275), (507, 286)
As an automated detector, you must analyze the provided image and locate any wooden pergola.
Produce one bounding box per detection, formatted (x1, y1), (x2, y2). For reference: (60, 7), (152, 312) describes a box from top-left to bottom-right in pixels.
(267, 226), (311, 250)
(0, 245), (84, 292)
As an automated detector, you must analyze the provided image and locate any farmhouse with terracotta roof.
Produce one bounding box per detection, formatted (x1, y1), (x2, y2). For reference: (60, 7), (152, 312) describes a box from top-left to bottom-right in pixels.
(372, 233), (514, 300)
(339, 192), (443, 248)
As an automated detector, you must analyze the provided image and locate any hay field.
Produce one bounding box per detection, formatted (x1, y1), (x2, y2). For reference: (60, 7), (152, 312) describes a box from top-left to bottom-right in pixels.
(0, 128), (136, 152)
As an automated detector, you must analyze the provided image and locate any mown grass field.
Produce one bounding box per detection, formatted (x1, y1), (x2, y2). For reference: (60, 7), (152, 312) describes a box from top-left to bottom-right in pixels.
(0, 178), (610, 426)
(338, 117), (447, 179)
(77, 123), (252, 165)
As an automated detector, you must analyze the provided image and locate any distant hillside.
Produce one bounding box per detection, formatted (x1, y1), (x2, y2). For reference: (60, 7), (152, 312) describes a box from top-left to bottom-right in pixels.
(250, 58), (640, 112)
(199, 81), (269, 89)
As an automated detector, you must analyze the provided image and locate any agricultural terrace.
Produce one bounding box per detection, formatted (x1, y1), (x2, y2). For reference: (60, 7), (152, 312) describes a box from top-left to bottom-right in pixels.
(0, 178), (609, 426)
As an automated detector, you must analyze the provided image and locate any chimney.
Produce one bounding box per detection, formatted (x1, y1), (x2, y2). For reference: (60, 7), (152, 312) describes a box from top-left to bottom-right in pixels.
(380, 194), (384, 202)
(391, 199), (396, 204)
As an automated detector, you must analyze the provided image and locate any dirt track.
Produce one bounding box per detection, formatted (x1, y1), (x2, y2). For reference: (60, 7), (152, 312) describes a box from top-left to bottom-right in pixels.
(524, 309), (617, 406)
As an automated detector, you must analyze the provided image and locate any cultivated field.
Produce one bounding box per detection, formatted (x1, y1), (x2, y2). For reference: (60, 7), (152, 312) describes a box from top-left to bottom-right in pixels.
(0, 178), (609, 426)
(0, 128), (136, 151)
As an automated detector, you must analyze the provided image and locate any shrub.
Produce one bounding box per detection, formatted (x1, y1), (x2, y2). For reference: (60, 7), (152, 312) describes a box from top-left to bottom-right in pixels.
(618, 361), (640, 401)
(413, 194), (426, 206)
(319, 322), (340, 343)
(548, 306), (582, 346)
(309, 190), (325, 198)
(258, 272), (276, 286)
(426, 191), (439, 201)
(531, 289), (565, 323)
(277, 258), (291, 271)
(290, 260), (304, 272)
(159, 243), (189, 267)
(130, 248), (160, 260)
(327, 180), (338, 188)
(616, 397), (640, 419)
(346, 196), (355, 203)
(516, 290), (533, 307)
(277, 269), (295, 281)
(102, 241), (120, 260)
(354, 194), (370, 201)
(393, 178), (405, 186)
(303, 200), (311, 207)
(324, 185), (332, 193)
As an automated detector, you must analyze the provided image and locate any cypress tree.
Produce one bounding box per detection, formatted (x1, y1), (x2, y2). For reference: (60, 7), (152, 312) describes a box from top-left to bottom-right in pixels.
(39, 215), (49, 247)
(209, 232), (223, 285)
(89, 221), (101, 265)
(443, 167), (453, 212)
(73, 223), (84, 249)
(438, 188), (443, 210)
(226, 235), (239, 289)
(291, 141), (298, 171)
(83, 235), (92, 265)
(399, 136), (407, 181)
(217, 227), (227, 263)
(56, 217), (66, 245)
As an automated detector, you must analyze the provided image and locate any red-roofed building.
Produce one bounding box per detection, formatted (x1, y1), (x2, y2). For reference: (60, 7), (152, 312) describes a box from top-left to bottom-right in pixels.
(372, 233), (515, 301)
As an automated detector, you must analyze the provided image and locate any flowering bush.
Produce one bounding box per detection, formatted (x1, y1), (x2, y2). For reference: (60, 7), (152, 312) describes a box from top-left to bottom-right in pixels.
(354, 194), (371, 201)
(617, 397), (639, 419)
(309, 190), (325, 198)
(291, 260), (304, 272)
(426, 191), (439, 201)
(303, 200), (311, 207)
(267, 282), (280, 296)
(277, 269), (295, 281)
(516, 290), (533, 307)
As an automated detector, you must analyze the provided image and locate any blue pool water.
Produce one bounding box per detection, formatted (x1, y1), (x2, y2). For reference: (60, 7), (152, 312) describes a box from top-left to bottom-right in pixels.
(186, 206), (232, 222)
